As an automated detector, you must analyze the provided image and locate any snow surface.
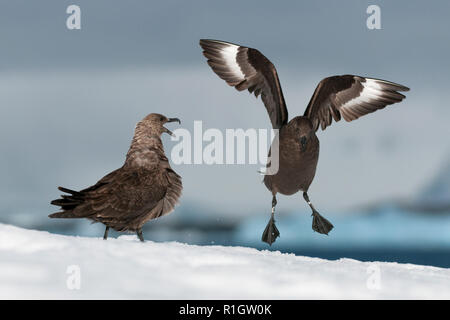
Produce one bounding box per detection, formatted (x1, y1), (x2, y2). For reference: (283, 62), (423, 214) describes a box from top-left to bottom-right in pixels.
(1, 223), (449, 299)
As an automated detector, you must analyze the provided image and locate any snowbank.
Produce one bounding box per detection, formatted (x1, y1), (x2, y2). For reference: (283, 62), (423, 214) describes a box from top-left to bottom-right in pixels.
(0, 223), (449, 299)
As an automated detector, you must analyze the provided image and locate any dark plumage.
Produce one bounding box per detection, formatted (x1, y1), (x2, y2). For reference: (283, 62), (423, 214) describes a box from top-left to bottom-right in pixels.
(200, 39), (409, 245)
(49, 113), (182, 241)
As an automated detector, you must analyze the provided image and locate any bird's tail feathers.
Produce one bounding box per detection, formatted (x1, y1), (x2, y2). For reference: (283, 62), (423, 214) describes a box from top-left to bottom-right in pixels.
(48, 211), (77, 218)
(49, 186), (85, 218)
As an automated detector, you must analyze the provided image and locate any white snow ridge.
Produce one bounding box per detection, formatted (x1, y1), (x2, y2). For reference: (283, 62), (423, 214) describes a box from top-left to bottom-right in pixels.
(0, 223), (449, 299)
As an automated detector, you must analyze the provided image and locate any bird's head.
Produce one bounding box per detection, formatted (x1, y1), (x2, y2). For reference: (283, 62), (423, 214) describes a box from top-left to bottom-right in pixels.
(287, 116), (315, 152)
(138, 113), (181, 138)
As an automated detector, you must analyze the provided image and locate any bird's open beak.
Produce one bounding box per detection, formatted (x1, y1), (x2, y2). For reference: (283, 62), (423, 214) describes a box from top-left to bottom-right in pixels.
(163, 118), (181, 137)
(167, 118), (181, 124)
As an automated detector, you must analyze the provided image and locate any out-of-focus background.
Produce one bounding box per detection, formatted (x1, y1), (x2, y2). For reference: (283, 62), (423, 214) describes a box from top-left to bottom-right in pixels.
(1, 1), (449, 267)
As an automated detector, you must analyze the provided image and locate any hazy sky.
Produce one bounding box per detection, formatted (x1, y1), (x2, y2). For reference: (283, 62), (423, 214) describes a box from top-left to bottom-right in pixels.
(1, 1), (449, 223)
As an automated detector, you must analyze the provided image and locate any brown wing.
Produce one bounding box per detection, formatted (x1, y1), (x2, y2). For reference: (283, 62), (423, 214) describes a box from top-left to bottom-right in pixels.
(50, 152), (182, 231)
(200, 39), (288, 129)
(79, 167), (168, 230)
(155, 152), (183, 218)
(160, 168), (182, 216)
(304, 75), (410, 131)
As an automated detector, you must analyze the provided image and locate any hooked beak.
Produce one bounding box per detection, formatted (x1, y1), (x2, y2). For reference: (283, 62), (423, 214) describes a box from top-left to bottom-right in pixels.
(163, 117), (181, 137)
(167, 117), (181, 124)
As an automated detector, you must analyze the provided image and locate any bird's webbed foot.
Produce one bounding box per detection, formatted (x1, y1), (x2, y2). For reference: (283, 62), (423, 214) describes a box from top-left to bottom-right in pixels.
(261, 215), (280, 245)
(311, 210), (334, 235)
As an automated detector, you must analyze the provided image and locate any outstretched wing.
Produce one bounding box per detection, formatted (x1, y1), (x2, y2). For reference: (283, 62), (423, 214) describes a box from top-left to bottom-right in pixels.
(304, 75), (410, 131)
(200, 39), (288, 129)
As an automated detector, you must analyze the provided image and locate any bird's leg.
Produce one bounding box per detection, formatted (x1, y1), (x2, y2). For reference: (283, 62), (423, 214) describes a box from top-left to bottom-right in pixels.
(103, 226), (110, 240)
(136, 228), (145, 242)
(261, 195), (280, 245)
(303, 192), (334, 235)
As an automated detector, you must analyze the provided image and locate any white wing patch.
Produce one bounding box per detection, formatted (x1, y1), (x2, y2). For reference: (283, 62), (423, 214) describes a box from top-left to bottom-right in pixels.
(219, 44), (245, 79)
(339, 78), (388, 121)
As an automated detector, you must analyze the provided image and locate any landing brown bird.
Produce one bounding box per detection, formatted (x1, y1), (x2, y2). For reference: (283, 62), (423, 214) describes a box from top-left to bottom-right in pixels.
(49, 113), (182, 242)
(200, 39), (409, 245)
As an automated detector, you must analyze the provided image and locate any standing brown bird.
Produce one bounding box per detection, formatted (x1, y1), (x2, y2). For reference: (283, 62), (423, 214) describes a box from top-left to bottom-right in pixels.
(49, 113), (182, 242)
(199, 39), (409, 245)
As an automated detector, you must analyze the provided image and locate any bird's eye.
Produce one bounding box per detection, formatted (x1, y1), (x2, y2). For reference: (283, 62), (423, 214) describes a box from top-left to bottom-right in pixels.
(160, 117), (164, 121)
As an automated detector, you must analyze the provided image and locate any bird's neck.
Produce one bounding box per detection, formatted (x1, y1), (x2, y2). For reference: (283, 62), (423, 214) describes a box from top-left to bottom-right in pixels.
(125, 133), (165, 168)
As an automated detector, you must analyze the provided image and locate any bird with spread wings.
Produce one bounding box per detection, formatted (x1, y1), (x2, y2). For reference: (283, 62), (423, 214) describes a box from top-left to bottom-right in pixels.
(200, 39), (409, 245)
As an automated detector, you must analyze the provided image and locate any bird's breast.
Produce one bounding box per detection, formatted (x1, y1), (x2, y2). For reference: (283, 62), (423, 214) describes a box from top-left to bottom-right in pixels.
(264, 133), (319, 195)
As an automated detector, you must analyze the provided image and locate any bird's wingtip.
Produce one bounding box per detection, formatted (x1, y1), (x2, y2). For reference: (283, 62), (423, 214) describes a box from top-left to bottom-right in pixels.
(199, 39), (212, 45)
